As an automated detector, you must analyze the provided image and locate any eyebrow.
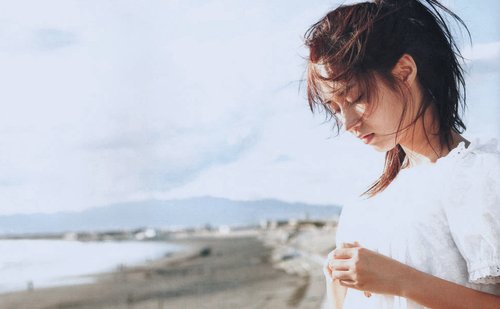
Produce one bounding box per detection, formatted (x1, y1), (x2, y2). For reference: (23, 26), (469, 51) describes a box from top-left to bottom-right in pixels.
(328, 85), (360, 106)
(329, 81), (357, 97)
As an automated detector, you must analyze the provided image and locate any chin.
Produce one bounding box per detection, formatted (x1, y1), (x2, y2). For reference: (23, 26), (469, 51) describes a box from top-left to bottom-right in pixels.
(371, 144), (388, 152)
(371, 140), (397, 152)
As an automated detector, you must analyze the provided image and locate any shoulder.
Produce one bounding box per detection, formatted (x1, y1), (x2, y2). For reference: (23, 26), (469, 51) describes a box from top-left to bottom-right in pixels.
(448, 137), (500, 176)
(441, 138), (500, 284)
(441, 137), (500, 209)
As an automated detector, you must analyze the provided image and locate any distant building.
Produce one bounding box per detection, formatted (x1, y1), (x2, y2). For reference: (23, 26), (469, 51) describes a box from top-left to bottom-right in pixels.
(260, 218), (338, 230)
(134, 228), (157, 240)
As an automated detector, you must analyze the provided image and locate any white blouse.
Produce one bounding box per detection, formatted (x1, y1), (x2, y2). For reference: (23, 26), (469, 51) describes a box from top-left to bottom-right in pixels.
(334, 138), (500, 308)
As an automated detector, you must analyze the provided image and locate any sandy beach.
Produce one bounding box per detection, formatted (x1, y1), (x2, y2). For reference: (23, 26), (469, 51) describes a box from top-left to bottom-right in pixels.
(0, 227), (336, 309)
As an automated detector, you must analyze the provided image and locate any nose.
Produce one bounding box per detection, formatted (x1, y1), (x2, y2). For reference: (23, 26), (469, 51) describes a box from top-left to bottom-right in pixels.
(342, 108), (362, 133)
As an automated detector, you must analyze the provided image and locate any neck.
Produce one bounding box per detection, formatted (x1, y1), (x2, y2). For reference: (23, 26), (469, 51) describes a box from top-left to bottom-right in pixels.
(399, 106), (469, 168)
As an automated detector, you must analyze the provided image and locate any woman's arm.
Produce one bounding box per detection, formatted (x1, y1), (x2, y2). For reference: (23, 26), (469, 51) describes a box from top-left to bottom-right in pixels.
(324, 244), (357, 308)
(325, 278), (347, 309)
(400, 266), (500, 309)
(330, 243), (500, 308)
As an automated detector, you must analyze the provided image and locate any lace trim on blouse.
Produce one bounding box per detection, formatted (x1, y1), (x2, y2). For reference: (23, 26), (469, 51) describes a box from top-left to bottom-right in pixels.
(445, 138), (500, 284)
(470, 264), (500, 284)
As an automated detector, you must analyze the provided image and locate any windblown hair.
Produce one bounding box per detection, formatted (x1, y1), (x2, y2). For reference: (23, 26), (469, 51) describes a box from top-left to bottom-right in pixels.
(304, 0), (470, 197)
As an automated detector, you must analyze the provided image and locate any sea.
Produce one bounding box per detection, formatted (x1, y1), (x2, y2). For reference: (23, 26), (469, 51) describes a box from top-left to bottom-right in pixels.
(0, 239), (182, 294)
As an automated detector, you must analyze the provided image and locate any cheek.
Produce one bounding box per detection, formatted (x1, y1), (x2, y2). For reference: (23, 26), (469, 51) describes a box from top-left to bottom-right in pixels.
(374, 89), (405, 128)
(379, 102), (404, 131)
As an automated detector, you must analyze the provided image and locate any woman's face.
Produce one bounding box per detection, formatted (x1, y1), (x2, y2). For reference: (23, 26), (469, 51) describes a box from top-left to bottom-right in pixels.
(325, 75), (412, 152)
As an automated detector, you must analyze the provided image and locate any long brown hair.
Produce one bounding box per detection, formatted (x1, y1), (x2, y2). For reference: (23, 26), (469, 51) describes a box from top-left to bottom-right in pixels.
(304, 0), (470, 197)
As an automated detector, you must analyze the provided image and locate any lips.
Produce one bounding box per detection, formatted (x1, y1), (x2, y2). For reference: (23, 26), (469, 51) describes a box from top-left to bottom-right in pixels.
(359, 133), (375, 144)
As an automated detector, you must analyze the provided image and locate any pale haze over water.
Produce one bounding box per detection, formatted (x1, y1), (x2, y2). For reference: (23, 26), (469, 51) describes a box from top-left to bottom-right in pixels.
(0, 240), (181, 294)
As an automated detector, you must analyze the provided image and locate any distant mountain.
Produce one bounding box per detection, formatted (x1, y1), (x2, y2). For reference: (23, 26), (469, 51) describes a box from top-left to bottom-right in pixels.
(0, 196), (341, 235)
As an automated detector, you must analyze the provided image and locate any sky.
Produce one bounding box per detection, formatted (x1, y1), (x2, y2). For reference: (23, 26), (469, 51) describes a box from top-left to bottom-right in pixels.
(0, 0), (498, 215)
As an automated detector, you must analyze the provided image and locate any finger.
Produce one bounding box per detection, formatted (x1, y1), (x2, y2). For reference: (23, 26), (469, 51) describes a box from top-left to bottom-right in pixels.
(323, 269), (332, 282)
(341, 241), (361, 248)
(332, 247), (355, 259)
(329, 258), (351, 271)
(326, 250), (339, 268)
(339, 279), (357, 288)
(323, 260), (333, 275)
(331, 269), (354, 281)
(323, 260), (333, 282)
(325, 250), (335, 269)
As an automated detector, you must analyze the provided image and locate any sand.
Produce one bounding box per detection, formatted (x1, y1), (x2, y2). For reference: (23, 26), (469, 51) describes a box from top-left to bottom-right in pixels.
(0, 229), (335, 309)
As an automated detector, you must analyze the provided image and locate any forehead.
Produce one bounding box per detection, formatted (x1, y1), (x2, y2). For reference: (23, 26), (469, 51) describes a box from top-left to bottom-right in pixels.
(311, 62), (363, 102)
(312, 63), (352, 88)
(316, 79), (358, 100)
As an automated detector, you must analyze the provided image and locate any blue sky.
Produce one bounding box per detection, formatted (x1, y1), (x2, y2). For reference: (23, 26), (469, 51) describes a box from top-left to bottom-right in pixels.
(0, 0), (498, 215)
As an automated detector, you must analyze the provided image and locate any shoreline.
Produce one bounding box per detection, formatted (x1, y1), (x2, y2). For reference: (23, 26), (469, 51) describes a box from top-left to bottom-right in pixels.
(0, 238), (185, 295)
(0, 229), (333, 309)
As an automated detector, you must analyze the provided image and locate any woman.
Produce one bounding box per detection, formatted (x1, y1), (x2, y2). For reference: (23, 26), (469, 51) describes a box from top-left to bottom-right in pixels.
(304, 0), (500, 308)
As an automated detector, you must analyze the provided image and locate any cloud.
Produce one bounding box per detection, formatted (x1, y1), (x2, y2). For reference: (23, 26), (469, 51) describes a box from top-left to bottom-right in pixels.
(0, 0), (497, 215)
(464, 41), (500, 61)
(84, 125), (259, 192)
(0, 23), (77, 53)
(463, 41), (500, 74)
(32, 28), (77, 51)
(149, 86), (386, 207)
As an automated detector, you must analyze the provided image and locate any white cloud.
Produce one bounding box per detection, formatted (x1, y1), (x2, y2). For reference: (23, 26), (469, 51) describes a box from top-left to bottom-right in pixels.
(0, 0), (497, 215)
(463, 41), (500, 62)
(0, 0), (338, 214)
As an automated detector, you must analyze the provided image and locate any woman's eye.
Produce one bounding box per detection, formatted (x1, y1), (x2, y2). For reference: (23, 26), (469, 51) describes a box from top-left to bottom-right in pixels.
(325, 101), (341, 115)
(349, 93), (364, 105)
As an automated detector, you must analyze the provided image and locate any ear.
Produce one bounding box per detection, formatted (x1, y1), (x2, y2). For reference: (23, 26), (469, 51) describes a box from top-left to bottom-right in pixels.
(391, 54), (417, 86)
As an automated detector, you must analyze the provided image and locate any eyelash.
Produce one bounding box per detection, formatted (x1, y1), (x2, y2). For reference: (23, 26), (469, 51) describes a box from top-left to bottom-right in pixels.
(325, 101), (340, 115)
(349, 94), (364, 105)
(326, 93), (364, 115)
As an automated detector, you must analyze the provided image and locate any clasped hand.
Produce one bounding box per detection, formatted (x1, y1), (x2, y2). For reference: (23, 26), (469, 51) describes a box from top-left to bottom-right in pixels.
(323, 241), (411, 297)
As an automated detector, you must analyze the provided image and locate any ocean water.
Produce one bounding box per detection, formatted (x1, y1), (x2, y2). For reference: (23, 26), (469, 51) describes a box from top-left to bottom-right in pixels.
(0, 239), (182, 294)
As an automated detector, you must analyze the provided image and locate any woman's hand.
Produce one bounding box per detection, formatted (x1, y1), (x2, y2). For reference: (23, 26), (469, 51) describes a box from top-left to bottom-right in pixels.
(327, 241), (412, 296)
(326, 242), (500, 308)
(323, 242), (358, 283)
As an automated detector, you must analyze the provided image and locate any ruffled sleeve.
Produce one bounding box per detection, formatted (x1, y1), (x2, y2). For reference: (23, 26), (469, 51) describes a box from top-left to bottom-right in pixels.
(443, 139), (500, 284)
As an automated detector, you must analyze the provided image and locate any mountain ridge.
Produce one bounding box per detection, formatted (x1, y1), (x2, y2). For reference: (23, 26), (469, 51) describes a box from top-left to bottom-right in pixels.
(0, 196), (341, 234)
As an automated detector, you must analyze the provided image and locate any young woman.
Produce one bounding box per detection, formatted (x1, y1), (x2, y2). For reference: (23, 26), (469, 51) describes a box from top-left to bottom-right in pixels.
(304, 0), (500, 308)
